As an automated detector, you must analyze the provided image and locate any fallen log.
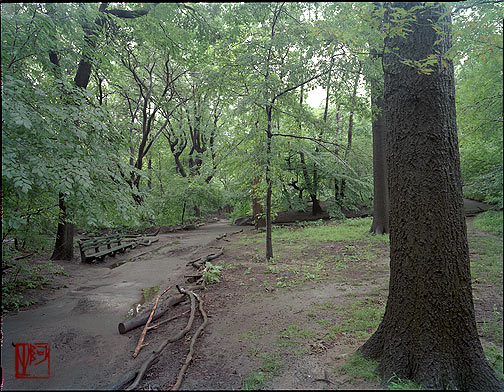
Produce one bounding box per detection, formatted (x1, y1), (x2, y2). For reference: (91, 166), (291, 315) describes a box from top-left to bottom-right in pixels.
(125, 286), (196, 390)
(172, 291), (208, 390)
(187, 248), (224, 268)
(118, 285), (205, 334)
(118, 294), (184, 334)
(132, 285), (172, 358)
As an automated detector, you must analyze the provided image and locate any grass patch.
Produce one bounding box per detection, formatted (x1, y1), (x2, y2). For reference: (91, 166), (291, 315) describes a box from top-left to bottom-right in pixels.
(479, 304), (503, 344)
(470, 235), (503, 287)
(484, 343), (504, 381)
(271, 217), (390, 244)
(339, 353), (379, 383)
(473, 210), (503, 236)
(279, 324), (316, 339)
(242, 353), (283, 390)
(341, 299), (385, 339)
(387, 376), (424, 390)
(142, 286), (160, 303)
(242, 370), (272, 390)
(2, 259), (67, 313)
(238, 217), (389, 248)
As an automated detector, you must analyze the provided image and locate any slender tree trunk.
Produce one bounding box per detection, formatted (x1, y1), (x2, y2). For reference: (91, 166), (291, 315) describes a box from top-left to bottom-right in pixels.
(181, 201), (186, 226)
(252, 177), (265, 228)
(358, 3), (503, 390)
(265, 105), (273, 260)
(334, 110), (341, 202)
(147, 158), (152, 190)
(369, 82), (389, 235)
(51, 193), (74, 260)
(339, 63), (361, 200)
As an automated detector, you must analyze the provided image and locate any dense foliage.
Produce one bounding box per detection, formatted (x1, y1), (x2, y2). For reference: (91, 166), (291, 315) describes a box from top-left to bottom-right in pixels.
(2, 2), (502, 254)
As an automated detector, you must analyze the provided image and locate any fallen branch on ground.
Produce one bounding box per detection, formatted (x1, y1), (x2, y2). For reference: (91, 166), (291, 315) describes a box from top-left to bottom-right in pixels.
(171, 291), (208, 390)
(124, 286), (196, 390)
(14, 253), (34, 260)
(150, 310), (190, 329)
(187, 248), (224, 268)
(118, 284), (204, 334)
(216, 229), (243, 241)
(132, 285), (172, 358)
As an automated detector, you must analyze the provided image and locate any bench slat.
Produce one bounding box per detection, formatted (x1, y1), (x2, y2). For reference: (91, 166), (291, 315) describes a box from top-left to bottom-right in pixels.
(79, 234), (136, 263)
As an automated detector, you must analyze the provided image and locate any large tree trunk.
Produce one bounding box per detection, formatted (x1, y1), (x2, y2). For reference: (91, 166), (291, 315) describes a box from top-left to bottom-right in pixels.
(358, 3), (503, 391)
(369, 86), (389, 235)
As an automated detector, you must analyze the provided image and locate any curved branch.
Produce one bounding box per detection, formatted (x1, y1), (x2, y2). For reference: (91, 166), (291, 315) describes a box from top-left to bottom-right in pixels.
(125, 288), (196, 391)
(172, 291), (208, 390)
(101, 3), (159, 18)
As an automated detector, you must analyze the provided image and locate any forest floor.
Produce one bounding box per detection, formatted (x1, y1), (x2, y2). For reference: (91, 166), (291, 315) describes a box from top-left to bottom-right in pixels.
(2, 200), (502, 390)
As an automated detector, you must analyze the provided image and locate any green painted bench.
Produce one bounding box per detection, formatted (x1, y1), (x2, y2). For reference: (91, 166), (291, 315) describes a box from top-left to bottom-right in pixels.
(79, 234), (136, 263)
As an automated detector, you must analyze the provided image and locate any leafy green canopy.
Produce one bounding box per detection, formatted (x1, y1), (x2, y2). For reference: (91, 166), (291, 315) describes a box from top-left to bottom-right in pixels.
(453, 2), (503, 207)
(2, 4), (139, 248)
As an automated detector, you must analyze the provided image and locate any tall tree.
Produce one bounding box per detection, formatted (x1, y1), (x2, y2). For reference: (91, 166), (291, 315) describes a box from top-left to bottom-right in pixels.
(358, 3), (504, 390)
(368, 87), (389, 235)
(50, 3), (158, 258)
(368, 42), (389, 235)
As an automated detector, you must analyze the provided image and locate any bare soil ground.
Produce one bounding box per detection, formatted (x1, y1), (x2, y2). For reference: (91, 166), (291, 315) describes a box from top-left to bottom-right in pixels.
(2, 203), (502, 390)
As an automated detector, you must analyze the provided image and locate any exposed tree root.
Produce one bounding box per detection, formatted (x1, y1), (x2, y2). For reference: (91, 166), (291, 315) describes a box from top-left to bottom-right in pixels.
(187, 248), (224, 268)
(132, 285), (172, 358)
(124, 287), (197, 390)
(216, 229), (243, 241)
(136, 238), (160, 247)
(172, 291), (208, 390)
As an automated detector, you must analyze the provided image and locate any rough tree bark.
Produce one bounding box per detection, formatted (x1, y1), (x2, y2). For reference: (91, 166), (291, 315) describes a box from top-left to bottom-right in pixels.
(369, 82), (389, 235)
(358, 3), (504, 391)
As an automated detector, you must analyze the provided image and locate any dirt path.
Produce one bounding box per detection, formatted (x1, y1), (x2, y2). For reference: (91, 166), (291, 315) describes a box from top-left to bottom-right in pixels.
(2, 203), (500, 390)
(2, 219), (248, 390)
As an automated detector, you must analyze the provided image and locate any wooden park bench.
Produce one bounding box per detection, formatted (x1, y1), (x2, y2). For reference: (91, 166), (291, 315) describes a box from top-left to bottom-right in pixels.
(79, 234), (137, 263)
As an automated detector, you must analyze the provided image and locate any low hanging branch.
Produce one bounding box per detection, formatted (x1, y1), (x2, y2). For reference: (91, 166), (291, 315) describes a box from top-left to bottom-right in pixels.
(124, 286), (197, 391)
(171, 291), (208, 391)
(132, 285), (172, 358)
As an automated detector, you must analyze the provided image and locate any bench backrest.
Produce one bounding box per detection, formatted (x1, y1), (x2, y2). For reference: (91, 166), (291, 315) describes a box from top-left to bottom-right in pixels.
(79, 234), (123, 251)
